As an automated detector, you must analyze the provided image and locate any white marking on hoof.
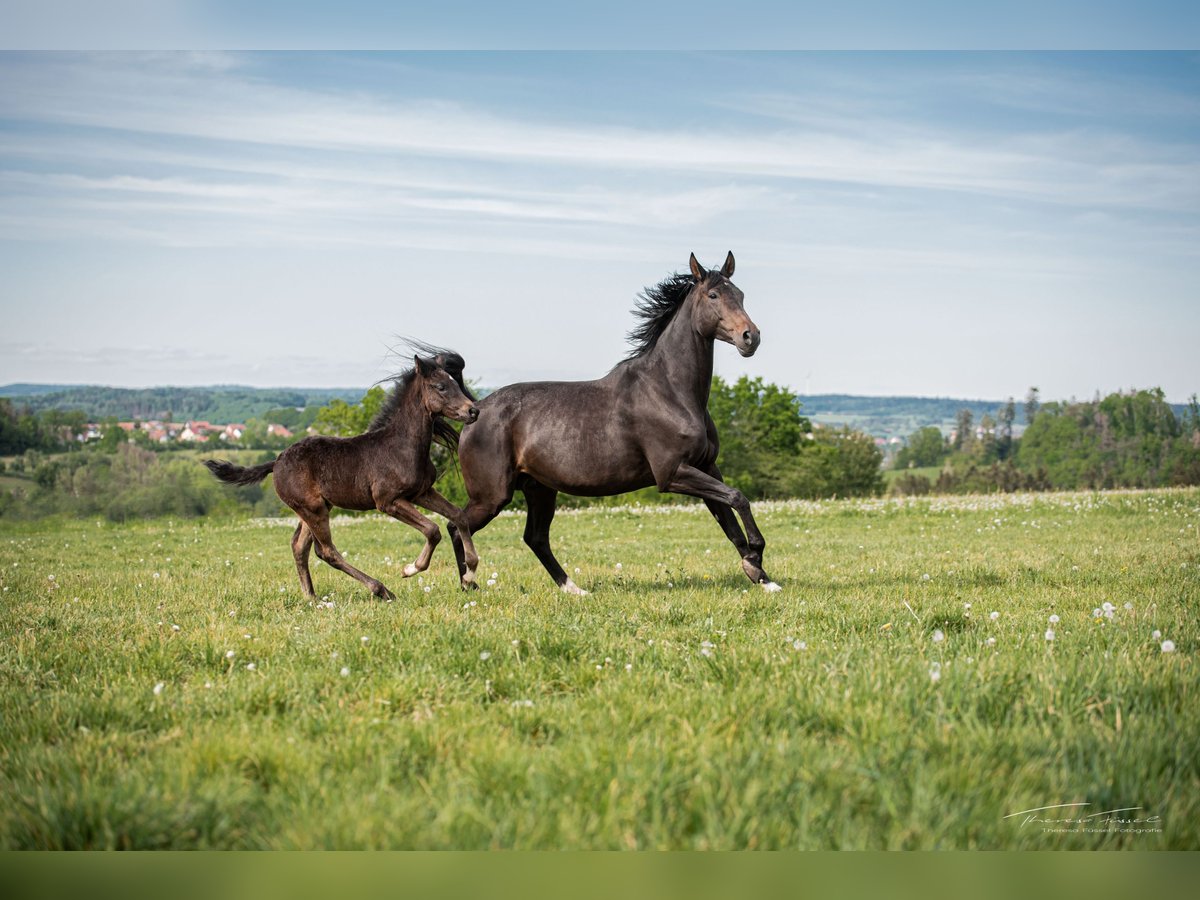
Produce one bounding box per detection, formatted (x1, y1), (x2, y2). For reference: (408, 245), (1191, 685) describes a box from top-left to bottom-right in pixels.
(561, 578), (589, 596)
(402, 563), (419, 577)
(462, 570), (476, 585)
(761, 581), (782, 593)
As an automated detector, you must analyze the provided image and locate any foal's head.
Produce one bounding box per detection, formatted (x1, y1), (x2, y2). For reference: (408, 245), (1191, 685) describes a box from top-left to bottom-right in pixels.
(688, 251), (760, 357)
(414, 355), (479, 423)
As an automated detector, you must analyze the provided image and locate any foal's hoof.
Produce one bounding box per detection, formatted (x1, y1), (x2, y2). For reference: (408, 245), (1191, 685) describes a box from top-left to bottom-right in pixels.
(373, 582), (396, 601)
(460, 570), (479, 591)
(760, 580), (782, 593)
(560, 578), (589, 596)
(402, 563), (420, 578)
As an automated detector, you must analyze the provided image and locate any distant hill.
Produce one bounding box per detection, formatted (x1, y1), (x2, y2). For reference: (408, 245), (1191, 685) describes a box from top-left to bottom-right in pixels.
(0, 383), (81, 397)
(0, 385), (364, 423)
(797, 394), (1026, 439)
(798, 393), (1193, 439)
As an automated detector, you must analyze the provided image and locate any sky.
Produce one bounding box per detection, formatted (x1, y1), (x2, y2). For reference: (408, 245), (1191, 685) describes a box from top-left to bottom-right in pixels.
(1, 51), (1198, 402)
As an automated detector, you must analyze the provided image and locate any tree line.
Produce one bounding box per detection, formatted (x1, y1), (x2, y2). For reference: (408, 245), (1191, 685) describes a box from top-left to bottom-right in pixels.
(891, 387), (1200, 495)
(0, 375), (886, 521)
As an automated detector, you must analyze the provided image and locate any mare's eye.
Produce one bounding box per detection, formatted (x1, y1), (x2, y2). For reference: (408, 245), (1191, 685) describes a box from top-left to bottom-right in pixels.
(708, 291), (718, 299)
(436, 384), (447, 393)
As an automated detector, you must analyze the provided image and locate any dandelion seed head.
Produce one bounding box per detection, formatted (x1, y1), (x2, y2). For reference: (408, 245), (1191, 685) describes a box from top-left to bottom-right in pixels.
(932, 630), (945, 643)
(1161, 640), (1176, 653)
(1045, 629), (1056, 641)
(153, 682), (165, 695)
(989, 611), (999, 621)
(225, 650), (235, 659)
(340, 666), (350, 677)
(479, 651), (491, 661)
(986, 637), (996, 647)
(1049, 614), (1060, 624)
(1152, 629), (1162, 640)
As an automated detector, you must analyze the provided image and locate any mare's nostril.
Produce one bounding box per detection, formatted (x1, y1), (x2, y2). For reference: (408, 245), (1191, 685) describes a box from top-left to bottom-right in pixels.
(742, 330), (753, 344)
(469, 407), (479, 421)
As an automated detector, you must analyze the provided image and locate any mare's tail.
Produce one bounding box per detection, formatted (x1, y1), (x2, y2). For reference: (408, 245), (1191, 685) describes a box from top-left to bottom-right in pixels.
(204, 458), (277, 486)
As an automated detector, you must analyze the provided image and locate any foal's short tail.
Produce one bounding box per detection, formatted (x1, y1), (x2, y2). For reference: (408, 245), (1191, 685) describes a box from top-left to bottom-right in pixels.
(204, 458), (277, 486)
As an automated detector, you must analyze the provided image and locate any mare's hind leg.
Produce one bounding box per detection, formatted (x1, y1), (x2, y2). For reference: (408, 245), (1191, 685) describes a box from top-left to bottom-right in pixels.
(412, 488), (479, 590)
(293, 505), (395, 601)
(377, 496), (441, 579)
(664, 463), (779, 592)
(522, 480), (586, 596)
(291, 520), (316, 597)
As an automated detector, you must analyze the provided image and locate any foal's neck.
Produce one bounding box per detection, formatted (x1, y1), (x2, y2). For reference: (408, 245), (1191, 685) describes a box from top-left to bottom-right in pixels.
(383, 382), (435, 443)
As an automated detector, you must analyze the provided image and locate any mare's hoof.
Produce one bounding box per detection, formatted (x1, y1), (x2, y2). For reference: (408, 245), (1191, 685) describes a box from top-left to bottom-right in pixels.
(761, 581), (782, 593)
(741, 558), (767, 584)
(560, 578), (589, 596)
(373, 583), (396, 602)
(402, 563), (420, 578)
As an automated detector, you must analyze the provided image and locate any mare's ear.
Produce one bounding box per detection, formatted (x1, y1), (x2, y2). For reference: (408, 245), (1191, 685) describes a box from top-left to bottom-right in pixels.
(688, 252), (706, 283)
(414, 355), (433, 377)
(721, 251), (735, 278)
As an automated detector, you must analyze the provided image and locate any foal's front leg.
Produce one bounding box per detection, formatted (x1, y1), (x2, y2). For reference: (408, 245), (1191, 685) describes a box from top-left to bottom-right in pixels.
(414, 488), (479, 590)
(379, 497), (442, 578)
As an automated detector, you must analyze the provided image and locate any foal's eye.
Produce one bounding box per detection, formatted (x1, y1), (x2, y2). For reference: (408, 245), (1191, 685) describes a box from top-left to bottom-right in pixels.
(708, 291), (718, 299)
(436, 384), (447, 393)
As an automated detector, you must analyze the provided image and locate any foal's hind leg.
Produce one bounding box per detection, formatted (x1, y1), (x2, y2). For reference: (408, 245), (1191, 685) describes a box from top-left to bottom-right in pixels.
(522, 480), (586, 596)
(377, 496), (441, 579)
(293, 505), (395, 601)
(291, 521), (316, 597)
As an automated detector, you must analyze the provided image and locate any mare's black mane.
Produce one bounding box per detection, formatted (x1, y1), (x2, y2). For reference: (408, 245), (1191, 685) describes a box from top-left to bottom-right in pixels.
(623, 272), (695, 361)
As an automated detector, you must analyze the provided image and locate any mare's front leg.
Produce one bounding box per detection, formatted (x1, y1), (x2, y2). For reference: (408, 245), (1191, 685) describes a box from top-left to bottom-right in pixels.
(413, 488), (479, 590)
(379, 496), (442, 580)
(665, 462), (779, 592)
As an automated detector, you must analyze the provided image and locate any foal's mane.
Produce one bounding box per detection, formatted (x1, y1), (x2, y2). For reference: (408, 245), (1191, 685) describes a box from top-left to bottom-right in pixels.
(623, 271), (696, 360)
(368, 340), (475, 451)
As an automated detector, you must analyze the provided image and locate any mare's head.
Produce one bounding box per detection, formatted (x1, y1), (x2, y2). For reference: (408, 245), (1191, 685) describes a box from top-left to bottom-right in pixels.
(414, 354), (479, 424)
(687, 251), (760, 357)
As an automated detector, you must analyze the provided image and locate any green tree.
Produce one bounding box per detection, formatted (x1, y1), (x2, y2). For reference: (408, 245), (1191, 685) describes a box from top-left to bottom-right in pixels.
(894, 426), (949, 469)
(1024, 386), (1040, 425)
(312, 387), (387, 437)
(953, 408), (974, 452)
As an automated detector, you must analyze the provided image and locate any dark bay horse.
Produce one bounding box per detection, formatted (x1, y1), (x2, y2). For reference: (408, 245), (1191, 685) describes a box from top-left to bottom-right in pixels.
(205, 351), (481, 599)
(450, 252), (779, 594)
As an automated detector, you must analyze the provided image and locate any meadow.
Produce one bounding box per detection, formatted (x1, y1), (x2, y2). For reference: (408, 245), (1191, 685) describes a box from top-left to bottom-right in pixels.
(0, 488), (1196, 849)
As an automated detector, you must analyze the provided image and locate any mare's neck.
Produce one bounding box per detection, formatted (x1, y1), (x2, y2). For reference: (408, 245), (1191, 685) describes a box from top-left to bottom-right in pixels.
(636, 295), (713, 408)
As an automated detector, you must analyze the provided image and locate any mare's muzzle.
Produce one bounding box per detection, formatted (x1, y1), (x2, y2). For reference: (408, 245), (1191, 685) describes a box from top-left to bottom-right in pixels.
(736, 327), (761, 357)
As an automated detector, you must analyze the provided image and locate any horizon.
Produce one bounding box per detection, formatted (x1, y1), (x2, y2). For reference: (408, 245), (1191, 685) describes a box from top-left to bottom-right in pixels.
(3, 381), (1194, 408)
(2, 52), (1198, 400)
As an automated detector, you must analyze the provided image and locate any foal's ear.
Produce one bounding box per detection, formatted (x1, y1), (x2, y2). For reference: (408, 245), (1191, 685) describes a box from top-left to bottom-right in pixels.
(688, 252), (706, 283)
(414, 355), (433, 377)
(721, 251), (735, 278)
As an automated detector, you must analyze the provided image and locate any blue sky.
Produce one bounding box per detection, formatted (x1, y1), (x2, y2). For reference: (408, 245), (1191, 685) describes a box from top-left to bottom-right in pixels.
(1, 52), (1197, 401)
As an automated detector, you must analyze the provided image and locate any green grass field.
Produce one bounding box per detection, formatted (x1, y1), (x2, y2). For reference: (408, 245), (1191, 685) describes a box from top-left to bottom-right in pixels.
(1, 489), (1196, 849)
